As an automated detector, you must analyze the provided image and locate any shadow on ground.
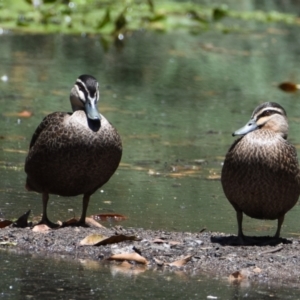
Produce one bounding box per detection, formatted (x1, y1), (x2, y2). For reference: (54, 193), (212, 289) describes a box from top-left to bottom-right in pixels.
(210, 235), (292, 246)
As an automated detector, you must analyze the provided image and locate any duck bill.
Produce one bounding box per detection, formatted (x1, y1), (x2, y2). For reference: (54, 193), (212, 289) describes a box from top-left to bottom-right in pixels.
(85, 100), (101, 121)
(232, 119), (258, 136)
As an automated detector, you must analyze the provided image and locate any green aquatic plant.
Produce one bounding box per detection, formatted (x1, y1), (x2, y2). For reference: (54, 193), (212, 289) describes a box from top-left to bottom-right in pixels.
(0, 0), (298, 36)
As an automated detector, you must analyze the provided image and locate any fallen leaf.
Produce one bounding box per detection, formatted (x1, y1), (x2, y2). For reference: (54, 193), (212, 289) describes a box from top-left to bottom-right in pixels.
(169, 241), (181, 247)
(153, 257), (164, 266)
(91, 213), (127, 222)
(108, 252), (148, 264)
(80, 234), (108, 246)
(253, 267), (262, 273)
(0, 220), (13, 228)
(168, 255), (193, 267)
(32, 224), (51, 232)
(152, 238), (165, 244)
(94, 234), (141, 246)
(0, 241), (17, 246)
(85, 217), (104, 227)
(62, 217), (103, 228)
(13, 210), (31, 228)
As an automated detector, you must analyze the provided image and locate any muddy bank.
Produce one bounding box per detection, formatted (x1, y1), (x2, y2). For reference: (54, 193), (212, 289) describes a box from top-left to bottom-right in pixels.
(0, 225), (299, 286)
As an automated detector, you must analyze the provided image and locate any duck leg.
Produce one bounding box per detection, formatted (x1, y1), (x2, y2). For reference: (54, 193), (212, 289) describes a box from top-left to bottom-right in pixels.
(274, 215), (284, 238)
(77, 194), (90, 226)
(37, 192), (59, 228)
(236, 210), (245, 242)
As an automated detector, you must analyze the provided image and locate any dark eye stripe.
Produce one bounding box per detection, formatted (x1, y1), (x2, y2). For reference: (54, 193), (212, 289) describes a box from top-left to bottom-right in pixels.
(257, 109), (282, 119)
(76, 81), (87, 93)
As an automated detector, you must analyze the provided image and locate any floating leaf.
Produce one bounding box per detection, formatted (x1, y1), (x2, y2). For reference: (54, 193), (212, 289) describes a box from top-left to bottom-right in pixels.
(32, 224), (51, 232)
(108, 252), (148, 264)
(17, 110), (33, 118)
(278, 82), (300, 93)
(0, 220), (13, 228)
(228, 270), (248, 283)
(110, 261), (147, 276)
(91, 213), (127, 222)
(3, 148), (27, 154)
(168, 255), (193, 267)
(79, 259), (103, 271)
(3, 110), (33, 118)
(80, 234), (108, 246)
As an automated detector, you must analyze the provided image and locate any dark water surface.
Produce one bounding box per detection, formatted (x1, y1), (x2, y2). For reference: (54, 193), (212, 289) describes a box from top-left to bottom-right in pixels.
(2, 2), (300, 298)
(1, 250), (300, 299)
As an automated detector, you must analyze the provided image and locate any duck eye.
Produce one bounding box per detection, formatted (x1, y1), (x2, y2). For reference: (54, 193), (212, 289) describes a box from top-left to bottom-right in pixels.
(262, 110), (272, 116)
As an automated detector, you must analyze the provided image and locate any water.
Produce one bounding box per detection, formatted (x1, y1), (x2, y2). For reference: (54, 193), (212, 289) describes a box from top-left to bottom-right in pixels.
(1, 250), (300, 299)
(2, 2), (300, 298)
(2, 27), (300, 236)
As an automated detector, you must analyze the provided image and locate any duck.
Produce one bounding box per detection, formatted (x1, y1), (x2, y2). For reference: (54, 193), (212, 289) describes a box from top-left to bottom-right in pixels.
(25, 74), (122, 227)
(221, 102), (300, 241)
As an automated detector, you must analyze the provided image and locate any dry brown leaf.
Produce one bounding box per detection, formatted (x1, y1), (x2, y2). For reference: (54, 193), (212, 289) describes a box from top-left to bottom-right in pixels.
(169, 241), (181, 247)
(228, 270), (247, 283)
(253, 267), (262, 273)
(168, 255), (193, 267)
(153, 257), (164, 266)
(13, 210), (31, 228)
(94, 234), (141, 246)
(91, 213), (127, 222)
(80, 234), (108, 246)
(152, 238), (165, 244)
(0, 220), (13, 228)
(85, 217), (104, 227)
(32, 224), (51, 232)
(108, 252), (148, 265)
(62, 217), (103, 228)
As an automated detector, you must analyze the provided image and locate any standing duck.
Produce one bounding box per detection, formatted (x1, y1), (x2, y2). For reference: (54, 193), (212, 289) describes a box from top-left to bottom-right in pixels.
(25, 75), (122, 227)
(221, 102), (300, 241)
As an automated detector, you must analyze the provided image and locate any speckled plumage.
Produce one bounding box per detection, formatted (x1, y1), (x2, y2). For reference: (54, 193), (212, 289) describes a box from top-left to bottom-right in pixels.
(221, 102), (300, 239)
(25, 75), (122, 227)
